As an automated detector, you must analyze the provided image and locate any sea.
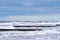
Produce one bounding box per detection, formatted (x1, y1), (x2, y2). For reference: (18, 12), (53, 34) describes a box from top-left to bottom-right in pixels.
(0, 26), (60, 40)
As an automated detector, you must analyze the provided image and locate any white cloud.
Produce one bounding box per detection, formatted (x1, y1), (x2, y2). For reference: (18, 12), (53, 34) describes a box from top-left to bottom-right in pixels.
(0, 14), (60, 21)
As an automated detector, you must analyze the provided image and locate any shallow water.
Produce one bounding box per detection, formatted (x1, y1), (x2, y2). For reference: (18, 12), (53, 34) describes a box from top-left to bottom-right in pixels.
(0, 26), (60, 40)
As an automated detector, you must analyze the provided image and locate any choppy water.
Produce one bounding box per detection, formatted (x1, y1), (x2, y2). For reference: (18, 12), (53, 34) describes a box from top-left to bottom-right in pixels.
(0, 26), (60, 40)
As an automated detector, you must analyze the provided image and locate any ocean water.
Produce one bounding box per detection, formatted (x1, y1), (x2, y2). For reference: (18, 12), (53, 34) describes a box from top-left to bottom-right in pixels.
(0, 26), (60, 40)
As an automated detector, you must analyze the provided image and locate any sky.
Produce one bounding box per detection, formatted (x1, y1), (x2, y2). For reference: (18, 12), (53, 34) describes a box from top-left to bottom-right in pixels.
(0, 0), (60, 21)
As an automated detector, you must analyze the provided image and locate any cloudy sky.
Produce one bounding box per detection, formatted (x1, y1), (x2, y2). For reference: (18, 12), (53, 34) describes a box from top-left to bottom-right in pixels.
(0, 0), (60, 21)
